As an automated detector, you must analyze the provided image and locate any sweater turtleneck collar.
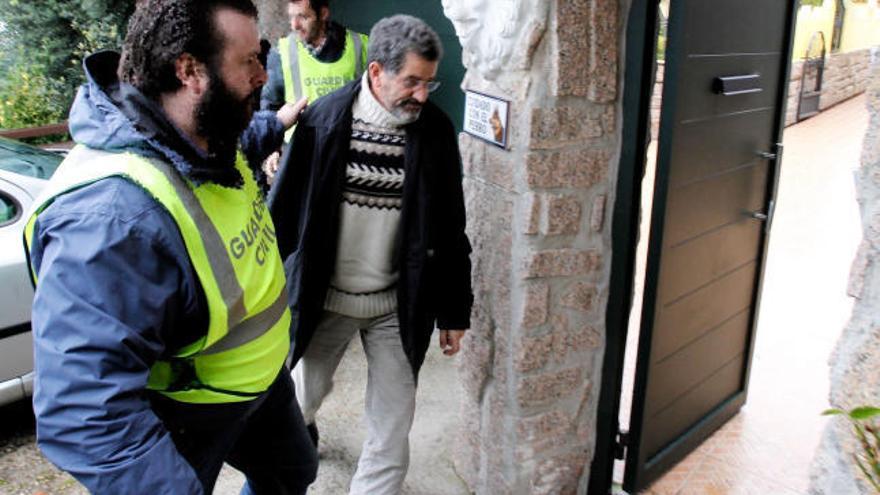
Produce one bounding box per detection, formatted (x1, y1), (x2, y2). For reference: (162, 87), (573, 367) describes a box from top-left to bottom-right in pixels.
(353, 72), (415, 127)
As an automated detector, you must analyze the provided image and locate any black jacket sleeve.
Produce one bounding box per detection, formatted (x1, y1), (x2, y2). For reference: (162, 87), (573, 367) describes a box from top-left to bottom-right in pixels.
(267, 115), (315, 260)
(433, 116), (474, 330)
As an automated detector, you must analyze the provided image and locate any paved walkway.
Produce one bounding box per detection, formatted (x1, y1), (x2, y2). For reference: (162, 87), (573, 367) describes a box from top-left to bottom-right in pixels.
(0, 330), (467, 495)
(633, 95), (867, 493)
(215, 340), (467, 494)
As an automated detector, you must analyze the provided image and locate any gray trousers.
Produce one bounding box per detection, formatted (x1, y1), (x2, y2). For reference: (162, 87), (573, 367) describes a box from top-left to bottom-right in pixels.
(292, 311), (416, 495)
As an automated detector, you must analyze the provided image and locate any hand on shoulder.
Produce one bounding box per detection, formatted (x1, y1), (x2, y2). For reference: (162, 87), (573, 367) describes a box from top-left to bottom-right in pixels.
(276, 97), (309, 129)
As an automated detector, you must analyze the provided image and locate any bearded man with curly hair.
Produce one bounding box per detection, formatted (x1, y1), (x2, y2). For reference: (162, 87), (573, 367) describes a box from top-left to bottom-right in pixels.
(24, 1), (316, 493)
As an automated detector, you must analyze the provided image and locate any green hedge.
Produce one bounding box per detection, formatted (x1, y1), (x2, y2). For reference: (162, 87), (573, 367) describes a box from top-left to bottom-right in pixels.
(0, 0), (134, 131)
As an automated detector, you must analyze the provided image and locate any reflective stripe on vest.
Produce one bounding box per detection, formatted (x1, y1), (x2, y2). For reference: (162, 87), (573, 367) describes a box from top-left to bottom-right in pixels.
(24, 145), (291, 404)
(279, 29), (368, 141)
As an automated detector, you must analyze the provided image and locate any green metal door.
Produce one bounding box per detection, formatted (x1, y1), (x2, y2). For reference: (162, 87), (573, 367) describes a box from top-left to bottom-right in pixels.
(330, 0), (465, 131)
(623, 0), (798, 491)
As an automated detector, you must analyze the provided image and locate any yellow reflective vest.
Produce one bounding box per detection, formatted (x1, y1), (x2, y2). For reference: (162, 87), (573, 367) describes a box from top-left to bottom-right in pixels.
(279, 29), (368, 141)
(24, 145), (291, 404)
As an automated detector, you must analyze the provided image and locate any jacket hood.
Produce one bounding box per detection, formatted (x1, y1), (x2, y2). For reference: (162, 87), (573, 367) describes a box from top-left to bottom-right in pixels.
(68, 51), (150, 154)
(68, 51), (242, 187)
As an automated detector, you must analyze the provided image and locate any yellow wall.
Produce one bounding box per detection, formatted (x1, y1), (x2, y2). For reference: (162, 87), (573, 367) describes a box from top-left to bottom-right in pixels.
(840, 2), (880, 52)
(791, 0), (880, 60)
(792, 2), (836, 59)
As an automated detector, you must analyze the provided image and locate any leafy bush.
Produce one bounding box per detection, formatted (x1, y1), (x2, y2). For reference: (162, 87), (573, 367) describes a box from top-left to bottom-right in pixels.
(0, 0), (134, 89)
(0, 0), (134, 132)
(823, 406), (880, 491)
(0, 59), (68, 130)
(656, 35), (667, 61)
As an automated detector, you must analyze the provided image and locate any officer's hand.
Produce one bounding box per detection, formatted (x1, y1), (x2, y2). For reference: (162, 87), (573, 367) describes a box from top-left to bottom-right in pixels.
(262, 151), (281, 183)
(276, 97), (309, 130)
(439, 330), (466, 356)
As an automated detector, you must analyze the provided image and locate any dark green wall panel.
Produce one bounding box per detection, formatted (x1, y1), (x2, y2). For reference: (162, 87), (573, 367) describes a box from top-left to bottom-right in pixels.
(330, 0), (465, 131)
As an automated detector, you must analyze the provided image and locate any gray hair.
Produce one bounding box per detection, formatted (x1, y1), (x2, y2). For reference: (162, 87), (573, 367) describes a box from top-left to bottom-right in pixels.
(367, 15), (443, 75)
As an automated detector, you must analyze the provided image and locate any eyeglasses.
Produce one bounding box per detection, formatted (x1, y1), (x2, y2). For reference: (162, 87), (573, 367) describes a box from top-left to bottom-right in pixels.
(401, 76), (441, 93)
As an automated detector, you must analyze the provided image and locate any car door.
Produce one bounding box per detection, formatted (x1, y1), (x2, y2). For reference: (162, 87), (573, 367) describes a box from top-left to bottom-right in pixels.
(0, 174), (36, 394)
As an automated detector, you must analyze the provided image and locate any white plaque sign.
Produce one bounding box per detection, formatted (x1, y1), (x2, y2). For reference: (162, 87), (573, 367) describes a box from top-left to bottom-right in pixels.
(463, 90), (509, 148)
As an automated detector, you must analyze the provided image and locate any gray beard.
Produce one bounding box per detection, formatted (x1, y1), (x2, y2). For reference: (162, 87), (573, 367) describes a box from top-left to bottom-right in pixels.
(391, 108), (420, 124)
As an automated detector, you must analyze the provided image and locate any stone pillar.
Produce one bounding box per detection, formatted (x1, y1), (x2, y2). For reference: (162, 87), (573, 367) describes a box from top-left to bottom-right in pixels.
(809, 51), (880, 493)
(443, 0), (623, 492)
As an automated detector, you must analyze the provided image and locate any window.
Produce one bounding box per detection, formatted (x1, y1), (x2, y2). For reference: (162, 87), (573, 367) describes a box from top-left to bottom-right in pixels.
(0, 192), (20, 226)
(0, 137), (64, 180)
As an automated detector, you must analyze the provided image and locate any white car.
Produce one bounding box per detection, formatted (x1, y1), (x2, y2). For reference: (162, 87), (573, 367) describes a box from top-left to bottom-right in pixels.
(0, 136), (63, 406)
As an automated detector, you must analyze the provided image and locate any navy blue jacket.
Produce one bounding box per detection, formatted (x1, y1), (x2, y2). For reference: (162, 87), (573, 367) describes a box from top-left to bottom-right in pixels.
(27, 51), (284, 494)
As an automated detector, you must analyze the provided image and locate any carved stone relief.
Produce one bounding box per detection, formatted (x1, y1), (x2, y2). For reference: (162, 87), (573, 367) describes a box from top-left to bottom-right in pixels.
(442, 0), (549, 81)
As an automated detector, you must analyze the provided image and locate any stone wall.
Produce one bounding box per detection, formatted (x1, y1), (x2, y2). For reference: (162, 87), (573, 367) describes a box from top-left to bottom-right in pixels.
(808, 52), (880, 494)
(784, 48), (872, 126)
(255, 0), (290, 44)
(443, 0), (623, 492)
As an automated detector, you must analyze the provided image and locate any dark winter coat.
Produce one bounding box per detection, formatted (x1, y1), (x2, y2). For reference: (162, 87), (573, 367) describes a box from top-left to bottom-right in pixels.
(267, 79), (473, 376)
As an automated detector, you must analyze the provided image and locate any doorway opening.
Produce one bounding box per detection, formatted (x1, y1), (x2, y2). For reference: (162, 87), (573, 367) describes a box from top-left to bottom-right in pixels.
(611, 0), (666, 485)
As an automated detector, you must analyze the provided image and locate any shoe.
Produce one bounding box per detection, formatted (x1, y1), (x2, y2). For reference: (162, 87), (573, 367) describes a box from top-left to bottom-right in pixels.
(306, 422), (319, 447)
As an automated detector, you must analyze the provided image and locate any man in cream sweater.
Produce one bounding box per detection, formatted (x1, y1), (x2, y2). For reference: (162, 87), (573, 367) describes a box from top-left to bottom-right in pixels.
(268, 14), (473, 495)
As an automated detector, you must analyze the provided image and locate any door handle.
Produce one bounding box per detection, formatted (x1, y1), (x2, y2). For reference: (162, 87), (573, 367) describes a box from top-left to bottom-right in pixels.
(749, 200), (776, 234)
(713, 74), (762, 96)
(758, 143), (784, 162)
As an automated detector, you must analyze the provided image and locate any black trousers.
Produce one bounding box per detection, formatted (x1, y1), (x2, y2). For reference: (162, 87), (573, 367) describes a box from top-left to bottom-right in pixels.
(150, 369), (318, 494)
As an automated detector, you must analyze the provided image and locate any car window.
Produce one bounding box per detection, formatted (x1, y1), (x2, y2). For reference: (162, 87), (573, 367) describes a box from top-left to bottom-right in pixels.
(0, 191), (20, 226)
(0, 137), (64, 180)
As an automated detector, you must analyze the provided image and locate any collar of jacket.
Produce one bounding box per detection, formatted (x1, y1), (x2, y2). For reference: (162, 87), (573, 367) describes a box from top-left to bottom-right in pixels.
(73, 51), (243, 188)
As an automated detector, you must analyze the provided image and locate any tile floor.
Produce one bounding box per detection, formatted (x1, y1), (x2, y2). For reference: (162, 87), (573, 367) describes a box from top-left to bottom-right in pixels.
(616, 94), (868, 494)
